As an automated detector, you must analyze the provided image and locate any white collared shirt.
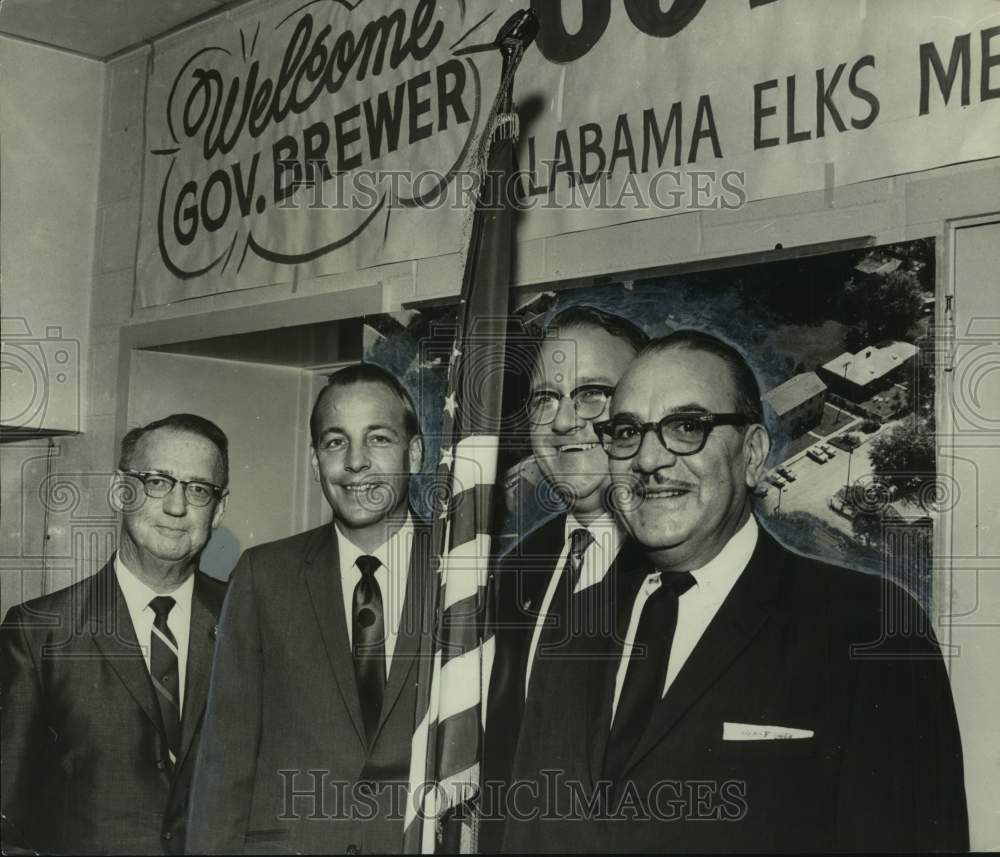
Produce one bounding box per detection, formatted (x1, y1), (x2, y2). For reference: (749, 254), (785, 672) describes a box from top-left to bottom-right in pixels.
(611, 515), (759, 724)
(525, 512), (624, 696)
(114, 554), (195, 712)
(336, 515), (414, 675)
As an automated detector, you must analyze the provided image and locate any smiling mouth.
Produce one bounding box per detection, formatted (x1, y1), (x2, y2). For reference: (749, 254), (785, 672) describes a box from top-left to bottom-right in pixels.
(557, 442), (599, 454)
(642, 485), (692, 499)
(341, 483), (385, 494)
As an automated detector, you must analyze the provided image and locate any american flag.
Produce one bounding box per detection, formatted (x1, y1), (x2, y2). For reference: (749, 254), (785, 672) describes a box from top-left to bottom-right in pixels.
(403, 11), (536, 854)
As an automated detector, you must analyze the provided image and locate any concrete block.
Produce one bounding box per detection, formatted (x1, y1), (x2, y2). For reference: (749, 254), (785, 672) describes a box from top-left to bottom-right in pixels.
(85, 341), (120, 418)
(96, 197), (141, 273)
(99, 116), (142, 204)
(296, 260), (411, 304)
(832, 177), (894, 209)
(414, 253), (462, 300)
(513, 237), (545, 286)
(544, 212), (701, 280)
(208, 282), (293, 313)
(701, 202), (889, 257)
(106, 50), (148, 133)
(701, 188), (827, 227)
(905, 160), (1000, 226)
(90, 270), (136, 326)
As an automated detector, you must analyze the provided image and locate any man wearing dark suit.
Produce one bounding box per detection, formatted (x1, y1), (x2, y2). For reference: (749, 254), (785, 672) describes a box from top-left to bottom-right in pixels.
(481, 306), (648, 849)
(188, 363), (430, 855)
(0, 413), (230, 855)
(504, 330), (969, 852)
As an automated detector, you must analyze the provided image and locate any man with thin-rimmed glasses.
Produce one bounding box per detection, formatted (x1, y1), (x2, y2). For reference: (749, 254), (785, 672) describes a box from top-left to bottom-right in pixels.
(1, 413), (230, 855)
(483, 305), (649, 852)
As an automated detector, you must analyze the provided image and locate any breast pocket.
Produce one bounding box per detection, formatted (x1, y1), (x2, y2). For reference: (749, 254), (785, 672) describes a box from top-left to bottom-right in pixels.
(717, 735), (819, 760)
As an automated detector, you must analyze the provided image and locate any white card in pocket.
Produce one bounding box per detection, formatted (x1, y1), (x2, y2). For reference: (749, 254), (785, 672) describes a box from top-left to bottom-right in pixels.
(723, 722), (814, 741)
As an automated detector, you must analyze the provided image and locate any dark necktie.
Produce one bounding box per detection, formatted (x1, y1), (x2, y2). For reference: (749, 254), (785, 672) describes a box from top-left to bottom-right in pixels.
(534, 527), (593, 670)
(353, 554), (386, 744)
(603, 571), (696, 782)
(149, 595), (181, 761)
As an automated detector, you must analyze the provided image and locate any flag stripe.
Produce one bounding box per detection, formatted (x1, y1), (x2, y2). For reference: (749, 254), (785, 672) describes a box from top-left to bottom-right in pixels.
(439, 592), (486, 665)
(479, 634), (496, 730)
(439, 538), (491, 612)
(436, 706), (482, 781)
(449, 483), (496, 551)
(436, 647), (483, 721)
(451, 436), (499, 486)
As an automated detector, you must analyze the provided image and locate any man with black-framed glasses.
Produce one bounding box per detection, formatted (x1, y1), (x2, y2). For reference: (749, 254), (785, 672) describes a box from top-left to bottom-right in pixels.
(1, 412), (230, 855)
(542, 329), (966, 853)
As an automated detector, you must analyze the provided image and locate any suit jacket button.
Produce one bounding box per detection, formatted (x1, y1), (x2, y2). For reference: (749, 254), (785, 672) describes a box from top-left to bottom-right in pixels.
(162, 831), (173, 841)
(346, 845), (360, 855)
(155, 759), (168, 771)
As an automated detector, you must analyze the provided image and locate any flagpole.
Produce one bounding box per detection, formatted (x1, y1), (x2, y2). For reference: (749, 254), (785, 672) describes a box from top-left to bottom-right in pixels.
(404, 10), (538, 855)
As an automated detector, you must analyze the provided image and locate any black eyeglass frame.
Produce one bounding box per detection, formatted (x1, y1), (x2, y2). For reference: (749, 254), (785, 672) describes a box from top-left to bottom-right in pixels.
(120, 469), (228, 507)
(526, 383), (617, 426)
(592, 412), (751, 459)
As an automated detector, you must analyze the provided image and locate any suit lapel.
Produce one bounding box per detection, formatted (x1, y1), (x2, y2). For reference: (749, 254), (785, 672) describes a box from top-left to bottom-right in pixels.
(86, 561), (165, 739)
(176, 573), (223, 766)
(516, 515), (567, 613)
(374, 521), (433, 740)
(620, 531), (786, 776)
(303, 526), (366, 743)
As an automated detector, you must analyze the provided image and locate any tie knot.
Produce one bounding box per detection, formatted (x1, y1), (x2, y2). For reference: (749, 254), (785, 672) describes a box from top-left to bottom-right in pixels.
(149, 595), (176, 619)
(658, 571), (696, 598)
(356, 555), (381, 578)
(567, 527), (593, 560)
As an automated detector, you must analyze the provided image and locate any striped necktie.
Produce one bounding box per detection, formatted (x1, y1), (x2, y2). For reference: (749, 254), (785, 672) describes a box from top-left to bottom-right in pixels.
(149, 595), (181, 761)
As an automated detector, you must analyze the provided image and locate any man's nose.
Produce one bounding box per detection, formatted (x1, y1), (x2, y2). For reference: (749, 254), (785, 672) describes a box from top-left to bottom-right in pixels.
(633, 425), (676, 474)
(345, 444), (371, 472)
(551, 395), (581, 434)
(161, 482), (188, 516)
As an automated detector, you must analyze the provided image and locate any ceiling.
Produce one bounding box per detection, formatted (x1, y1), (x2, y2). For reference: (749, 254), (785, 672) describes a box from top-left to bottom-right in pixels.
(0, 0), (256, 60)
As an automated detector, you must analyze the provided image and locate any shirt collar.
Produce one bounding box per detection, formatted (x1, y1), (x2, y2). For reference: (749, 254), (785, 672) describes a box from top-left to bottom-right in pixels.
(688, 514), (759, 592)
(564, 511), (623, 552)
(114, 552), (196, 614)
(336, 513), (415, 574)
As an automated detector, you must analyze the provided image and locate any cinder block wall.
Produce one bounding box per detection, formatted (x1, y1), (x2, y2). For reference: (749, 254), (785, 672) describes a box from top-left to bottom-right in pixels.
(0, 38), (105, 611)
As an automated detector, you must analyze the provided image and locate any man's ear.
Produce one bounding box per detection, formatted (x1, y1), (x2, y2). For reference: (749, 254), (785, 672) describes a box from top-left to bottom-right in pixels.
(742, 423), (771, 488)
(310, 447), (321, 483)
(408, 434), (424, 475)
(211, 493), (229, 529)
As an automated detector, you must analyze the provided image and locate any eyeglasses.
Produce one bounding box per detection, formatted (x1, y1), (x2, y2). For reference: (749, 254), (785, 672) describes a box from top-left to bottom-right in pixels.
(527, 384), (615, 426)
(592, 412), (750, 459)
(121, 470), (227, 507)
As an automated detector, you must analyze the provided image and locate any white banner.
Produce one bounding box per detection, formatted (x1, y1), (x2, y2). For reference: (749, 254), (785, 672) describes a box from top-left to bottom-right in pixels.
(138, 0), (1000, 306)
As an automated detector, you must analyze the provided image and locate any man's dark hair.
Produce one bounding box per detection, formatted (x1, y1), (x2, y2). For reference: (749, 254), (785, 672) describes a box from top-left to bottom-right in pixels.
(310, 363), (421, 445)
(545, 304), (649, 353)
(119, 413), (230, 487)
(640, 330), (764, 425)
